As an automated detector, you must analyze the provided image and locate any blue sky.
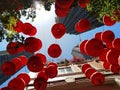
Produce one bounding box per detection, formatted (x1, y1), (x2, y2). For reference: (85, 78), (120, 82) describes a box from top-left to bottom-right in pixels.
(0, 4), (120, 88)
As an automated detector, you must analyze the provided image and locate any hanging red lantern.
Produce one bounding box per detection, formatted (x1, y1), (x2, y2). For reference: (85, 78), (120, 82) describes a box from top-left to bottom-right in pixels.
(79, 40), (88, 55)
(55, 0), (74, 8)
(13, 20), (23, 33)
(110, 64), (120, 74)
(18, 55), (28, 66)
(90, 72), (105, 86)
(106, 42), (113, 49)
(103, 61), (110, 70)
(85, 68), (96, 79)
(51, 23), (66, 39)
(85, 38), (104, 57)
(106, 49), (120, 65)
(45, 65), (58, 78)
(24, 37), (42, 53)
(99, 48), (109, 62)
(17, 73), (30, 85)
(1, 61), (16, 76)
(34, 77), (47, 90)
(103, 15), (116, 26)
(101, 30), (115, 43)
(76, 18), (91, 33)
(48, 44), (62, 58)
(35, 53), (46, 64)
(47, 62), (58, 69)
(81, 63), (91, 73)
(8, 78), (25, 90)
(22, 23), (37, 36)
(112, 38), (120, 51)
(27, 56), (44, 72)
(7, 42), (24, 54)
(37, 69), (48, 80)
(78, 0), (91, 8)
(94, 32), (102, 41)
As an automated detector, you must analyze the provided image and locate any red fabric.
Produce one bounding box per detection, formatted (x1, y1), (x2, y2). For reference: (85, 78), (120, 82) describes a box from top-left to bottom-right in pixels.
(1, 61), (16, 76)
(103, 15), (116, 26)
(76, 18), (91, 32)
(51, 23), (66, 39)
(48, 44), (62, 58)
(78, 0), (90, 8)
(81, 63), (91, 73)
(27, 56), (44, 72)
(34, 77), (47, 90)
(24, 37), (42, 53)
(90, 72), (105, 86)
(17, 73), (30, 85)
(85, 38), (104, 57)
(101, 30), (115, 43)
(35, 53), (46, 64)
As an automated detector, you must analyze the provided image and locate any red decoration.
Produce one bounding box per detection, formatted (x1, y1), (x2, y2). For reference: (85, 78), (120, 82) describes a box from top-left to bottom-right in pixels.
(35, 53), (46, 64)
(106, 49), (120, 65)
(24, 37), (42, 53)
(103, 15), (116, 26)
(94, 32), (102, 41)
(81, 63), (91, 73)
(90, 72), (105, 86)
(37, 69), (48, 80)
(45, 65), (58, 78)
(47, 62), (58, 68)
(13, 20), (23, 33)
(112, 38), (120, 51)
(18, 55), (28, 66)
(1, 87), (13, 90)
(51, 23), (66, 39)
(85, 38), (104, 57)
(103, 61), (110, 70)
(106, 42), (113, 49)
(48, 44), (62, 58)
(79, 40), (88, 55)
(8, 78), (25, 90)
(17, 73), (30, 85)
(110, 65), (120, 74)
(27, 56), (44, 72)
(78, 0), (91, 8)
(1, 61), (16, 76)
(34, 77), (47, 90)
(75, 18), (91, 33)
(22, 23), (37, 36)
(7, 42), (24, 54)
(85, 68), (96, 79)
(101, 30), (115, 43)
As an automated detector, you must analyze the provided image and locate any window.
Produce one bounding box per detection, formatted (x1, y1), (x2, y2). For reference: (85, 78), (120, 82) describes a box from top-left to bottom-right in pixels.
(58, 67), (73, 75)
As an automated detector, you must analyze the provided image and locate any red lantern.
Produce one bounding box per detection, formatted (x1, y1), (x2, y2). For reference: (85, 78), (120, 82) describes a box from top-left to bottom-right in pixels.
(101, 30), (115, 43)
(81, 63), (91, 73)
(103, 61), (110, 70)
(55, 0), (74, 8)
(51, 23), (66, 39)
(1, 61), (16, 76)
(94, 32), (102, 41)
(8, 78), (25, 90)
(37, 69), (48, 80)
(13, 20), (23, 33)
(90, 72), (105, 86)
(7, 42), (24, 54)
(22, 23), (37, 36)
(110, 64), (120, 74)
(48, 44), (62, 58)
(45, 65), (58, 78)
(35, 53), (46, 64)
(78, 0), (90, 8)
(17, 73), (30, 85)
(85, 38), (104, 57)
(18, 55), (28, 66)
(85, 68), (96, 79)
(47, 62), (58, 68)
(106, 42), (113, 49)
(34, 77), (47, 90)
(112, 38), (120, 51)
(106, 49), (120, 65)
(76, 18), (91, 33)
(79, 40), (88, 55)
(24, 37), (42, 53)
(99, 48), (109, 62)
(27, 56), (44, 72)
(103, 15), (116, 26)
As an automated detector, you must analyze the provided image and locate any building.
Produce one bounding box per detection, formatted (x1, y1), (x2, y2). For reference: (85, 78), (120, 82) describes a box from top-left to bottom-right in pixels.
(56, 5), (103, 35)
(0, 51), (33, 85)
